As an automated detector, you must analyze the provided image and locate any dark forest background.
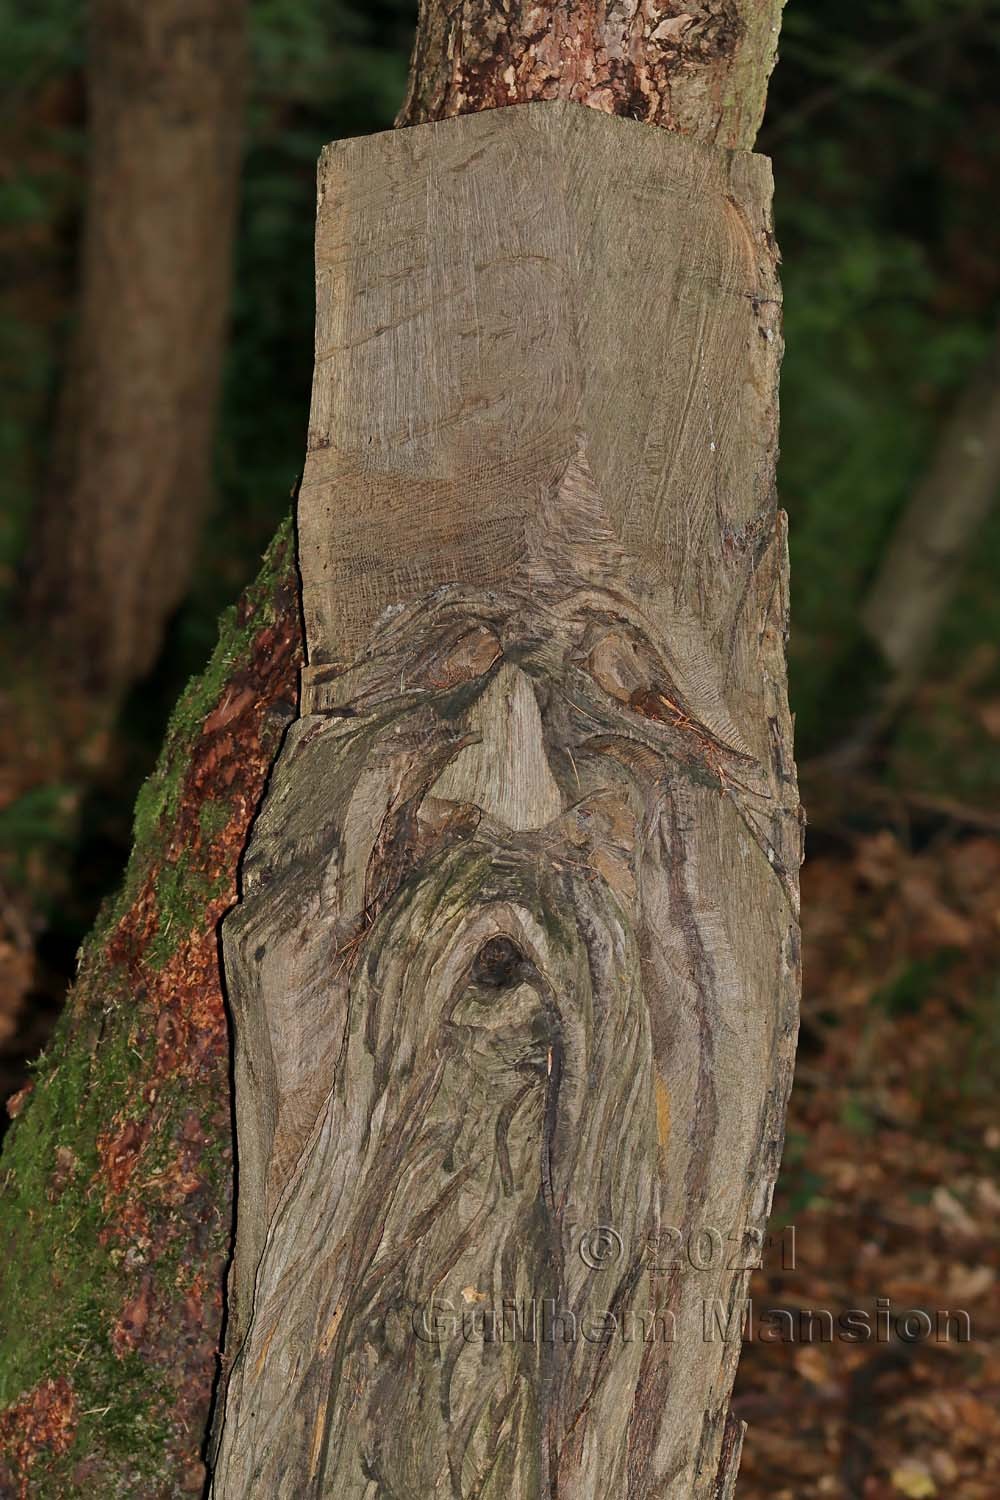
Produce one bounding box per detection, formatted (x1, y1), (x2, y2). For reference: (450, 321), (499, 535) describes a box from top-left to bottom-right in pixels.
(1, 2), (999, 1496)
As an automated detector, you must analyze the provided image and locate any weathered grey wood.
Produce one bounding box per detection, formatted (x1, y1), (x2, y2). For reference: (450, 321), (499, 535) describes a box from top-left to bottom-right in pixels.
(210, 101), (800, 1499)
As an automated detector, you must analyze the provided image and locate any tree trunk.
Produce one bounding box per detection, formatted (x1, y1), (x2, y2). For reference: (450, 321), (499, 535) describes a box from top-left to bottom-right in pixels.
(861, 325), (1000, 719)
(0, 5), (796, 1496)
(210, 99), (798, 1498)
(0, 524), (302, 1499)
(21, 0), (247, 701)
(397, 0), (784, 148)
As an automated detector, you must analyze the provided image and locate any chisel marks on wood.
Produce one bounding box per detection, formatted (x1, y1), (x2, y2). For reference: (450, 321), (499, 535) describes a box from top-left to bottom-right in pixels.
(298, 101), (780, 675)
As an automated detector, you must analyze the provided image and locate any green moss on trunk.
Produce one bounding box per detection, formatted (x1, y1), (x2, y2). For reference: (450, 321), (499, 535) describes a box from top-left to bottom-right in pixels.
(0, 518), (302, 1496)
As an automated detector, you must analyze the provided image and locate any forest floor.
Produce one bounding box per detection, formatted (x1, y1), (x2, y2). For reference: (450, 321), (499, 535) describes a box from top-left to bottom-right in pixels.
(736, 819), (1000, 1500)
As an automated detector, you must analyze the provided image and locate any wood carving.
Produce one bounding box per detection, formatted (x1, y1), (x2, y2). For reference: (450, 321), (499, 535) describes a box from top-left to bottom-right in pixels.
(210, 101), (800, 1499)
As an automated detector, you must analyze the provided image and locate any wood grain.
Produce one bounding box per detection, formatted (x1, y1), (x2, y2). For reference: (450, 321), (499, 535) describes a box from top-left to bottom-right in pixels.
(210, 100), (799, 1499)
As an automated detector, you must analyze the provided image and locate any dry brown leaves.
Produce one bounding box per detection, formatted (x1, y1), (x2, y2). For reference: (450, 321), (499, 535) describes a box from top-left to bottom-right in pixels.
(735, 826), (1000, 1499)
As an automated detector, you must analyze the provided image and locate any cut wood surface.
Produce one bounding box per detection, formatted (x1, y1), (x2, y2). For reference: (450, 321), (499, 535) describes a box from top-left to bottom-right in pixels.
(210, 101), (800, 1498)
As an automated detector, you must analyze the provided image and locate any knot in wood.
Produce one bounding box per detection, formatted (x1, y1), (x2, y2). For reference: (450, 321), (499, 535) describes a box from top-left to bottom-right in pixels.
(469, 935), (527, 990)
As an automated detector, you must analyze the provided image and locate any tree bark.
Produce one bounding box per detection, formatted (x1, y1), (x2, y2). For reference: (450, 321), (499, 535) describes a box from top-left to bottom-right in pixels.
(21, 0), (247, 700)
(0, 523), (302, 1498)
(397, 0), (784, 148)
(0, 5), (795, 1496)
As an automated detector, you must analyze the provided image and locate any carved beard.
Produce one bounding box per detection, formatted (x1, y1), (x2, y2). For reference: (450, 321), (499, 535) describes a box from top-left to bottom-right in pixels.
(207, 559), (688, 1497)
(315, 844), (658, 1497)
(214, 761), (660, 1498)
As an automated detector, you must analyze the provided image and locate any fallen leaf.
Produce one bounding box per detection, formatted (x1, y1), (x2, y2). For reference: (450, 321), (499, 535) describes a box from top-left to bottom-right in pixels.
(931, 1186), (977, 1236)
(891, 1461), (936, 1498)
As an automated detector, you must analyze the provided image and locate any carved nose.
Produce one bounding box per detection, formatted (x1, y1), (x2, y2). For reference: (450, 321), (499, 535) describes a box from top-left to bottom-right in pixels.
(429, 663), (563, 830)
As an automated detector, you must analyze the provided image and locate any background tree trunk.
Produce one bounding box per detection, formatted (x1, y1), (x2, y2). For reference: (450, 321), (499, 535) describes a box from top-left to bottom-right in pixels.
(0, 4), (792, 1495)
(811, 325), (1000, 773)
(21, 0), (247, 702)
(861, 324), (1000, 722)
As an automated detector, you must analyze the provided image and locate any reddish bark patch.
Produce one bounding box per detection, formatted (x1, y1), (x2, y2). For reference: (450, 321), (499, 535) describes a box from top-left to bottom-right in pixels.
(111, 1273), (155, 1357)
(397, 0), (759, 145)
(98, 578), (301, 1162)
(105, 596), (301, 982)
(97, 1115), (151, 1199)
(0, 1377), (78, 1499)
(15, 562), (305, 1488)
(93, 597), (301, 1212)
(4, 1084), (32, 1121)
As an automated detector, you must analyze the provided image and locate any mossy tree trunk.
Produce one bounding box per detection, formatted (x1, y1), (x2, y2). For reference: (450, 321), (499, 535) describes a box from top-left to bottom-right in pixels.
(0, 523), (302, 1498)
(0, 4), (794, 1496)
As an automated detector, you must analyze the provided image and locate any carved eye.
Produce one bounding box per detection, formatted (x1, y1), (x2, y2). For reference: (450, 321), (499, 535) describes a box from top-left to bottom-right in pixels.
(470, 936), (526, 991)
(419, 623), (503, 690)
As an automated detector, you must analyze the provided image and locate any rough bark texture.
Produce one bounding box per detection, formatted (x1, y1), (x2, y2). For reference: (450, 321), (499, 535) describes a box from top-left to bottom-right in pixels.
(0, 525), (302, 1497)
(397, 0), (785, 149)
(209, 102), (799, 1498)
(23, 0), (247, 697)
(0, 5), (794, 1496)
(861, 325), (1000, 717)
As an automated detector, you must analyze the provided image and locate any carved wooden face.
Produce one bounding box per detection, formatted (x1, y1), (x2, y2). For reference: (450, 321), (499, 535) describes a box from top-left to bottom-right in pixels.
(211, 103), (798, 1500)
(212, 523), (794, 1496)
(217, 584), (666, 1495)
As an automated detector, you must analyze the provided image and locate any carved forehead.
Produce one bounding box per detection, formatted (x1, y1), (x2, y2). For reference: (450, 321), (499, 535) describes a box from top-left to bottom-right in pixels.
(300, 101), (779, 673)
